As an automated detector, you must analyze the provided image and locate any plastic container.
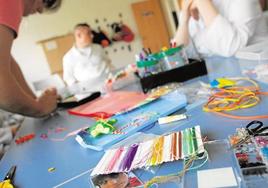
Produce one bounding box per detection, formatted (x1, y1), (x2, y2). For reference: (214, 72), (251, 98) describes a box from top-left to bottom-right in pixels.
(136, 59), (162, 78)
(161, 46), (188, 71)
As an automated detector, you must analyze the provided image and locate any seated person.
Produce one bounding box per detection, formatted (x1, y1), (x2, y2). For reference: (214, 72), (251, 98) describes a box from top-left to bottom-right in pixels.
(63, 23), (113, 89)
(173, 0), (268, 57)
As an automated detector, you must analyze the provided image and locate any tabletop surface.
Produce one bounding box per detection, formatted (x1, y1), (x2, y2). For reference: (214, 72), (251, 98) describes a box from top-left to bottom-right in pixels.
(1, 57), (268, 188)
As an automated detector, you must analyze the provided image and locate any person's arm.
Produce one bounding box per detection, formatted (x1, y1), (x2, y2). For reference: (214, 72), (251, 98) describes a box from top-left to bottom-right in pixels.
(194, 0), (262, 56)
(194, 0), (218, 27)
(10, 57), (36, 98)
(172, 0), (193, 46)
(0, 25), (57, 117)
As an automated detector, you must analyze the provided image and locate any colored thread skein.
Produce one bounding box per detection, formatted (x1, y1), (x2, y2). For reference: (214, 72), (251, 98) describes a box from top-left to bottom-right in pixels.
(91, 126), (204, 176)
(150, 136), (164, 166)
(119, 144), (139, 171)
(106, 147), (124, 172)
(203, 77), (268, 119)
(145, 149), (209, 188)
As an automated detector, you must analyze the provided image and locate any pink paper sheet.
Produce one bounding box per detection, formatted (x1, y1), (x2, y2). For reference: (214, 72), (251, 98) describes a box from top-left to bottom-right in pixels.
(68, 91), (148, 118)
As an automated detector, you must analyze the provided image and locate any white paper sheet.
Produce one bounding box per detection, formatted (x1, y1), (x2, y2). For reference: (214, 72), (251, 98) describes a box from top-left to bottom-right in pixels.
(197, 167), (238, 188)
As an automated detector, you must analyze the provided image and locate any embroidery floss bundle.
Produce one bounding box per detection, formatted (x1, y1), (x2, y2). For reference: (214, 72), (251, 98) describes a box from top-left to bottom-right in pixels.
(119, 144), (139, 171)
(91, 126), (204, 176)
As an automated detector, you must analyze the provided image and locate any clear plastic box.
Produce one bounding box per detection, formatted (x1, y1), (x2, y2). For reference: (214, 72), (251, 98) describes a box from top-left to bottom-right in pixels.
(135, 140), (243, 188)
(230, 134), (268, 188)
(160, 46), (189, 71)
(137, 59), (163, 78)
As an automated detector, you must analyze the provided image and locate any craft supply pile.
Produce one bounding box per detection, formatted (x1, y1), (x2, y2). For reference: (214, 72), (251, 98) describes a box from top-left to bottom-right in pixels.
(229, 120), (268, 187)
(10, 76), (268, 188)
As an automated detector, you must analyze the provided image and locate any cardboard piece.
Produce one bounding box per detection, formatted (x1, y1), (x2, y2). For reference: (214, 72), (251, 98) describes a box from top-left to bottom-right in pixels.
(38, 34), (74, 76)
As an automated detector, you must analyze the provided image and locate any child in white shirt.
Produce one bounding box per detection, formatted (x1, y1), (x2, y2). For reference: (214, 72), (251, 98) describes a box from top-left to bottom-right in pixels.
(63, 23), (112, 87)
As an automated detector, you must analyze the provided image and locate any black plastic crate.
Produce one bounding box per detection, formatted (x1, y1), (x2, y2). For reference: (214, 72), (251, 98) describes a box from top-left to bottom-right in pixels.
(139, 59), (207, 93)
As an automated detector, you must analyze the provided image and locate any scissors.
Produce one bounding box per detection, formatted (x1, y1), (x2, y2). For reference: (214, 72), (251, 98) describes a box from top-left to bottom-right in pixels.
(232, 120), (268, 148)
(246, 120), (268, 137)
(0, 166), (16, 188)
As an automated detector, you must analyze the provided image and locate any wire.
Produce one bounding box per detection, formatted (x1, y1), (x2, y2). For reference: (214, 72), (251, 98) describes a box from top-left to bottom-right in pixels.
(203, 77), (268, 119)
(144, 150), (208, 188)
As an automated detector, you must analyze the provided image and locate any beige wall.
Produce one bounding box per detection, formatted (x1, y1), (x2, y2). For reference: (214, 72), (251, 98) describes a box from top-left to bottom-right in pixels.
(12, 0), (145, 85)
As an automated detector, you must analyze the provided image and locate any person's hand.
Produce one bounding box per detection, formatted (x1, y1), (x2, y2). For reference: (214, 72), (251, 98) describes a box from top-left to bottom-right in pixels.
(172, 0), (195, 47)
(10, 124), (20, 137)
(36, 88), (58, 117)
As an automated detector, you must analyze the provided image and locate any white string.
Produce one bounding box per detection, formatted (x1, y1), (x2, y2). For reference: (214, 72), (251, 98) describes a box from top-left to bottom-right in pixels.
(52, 168), (93, 188)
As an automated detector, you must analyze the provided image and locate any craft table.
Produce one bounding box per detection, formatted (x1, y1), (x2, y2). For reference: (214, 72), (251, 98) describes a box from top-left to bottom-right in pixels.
(1, 57), (268, 188)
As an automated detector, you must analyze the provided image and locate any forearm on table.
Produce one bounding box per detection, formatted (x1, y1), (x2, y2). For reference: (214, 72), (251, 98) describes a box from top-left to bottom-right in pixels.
(196, 0), (219, 27)
(10, 57), (36, 99)
(0, 25), (43, 117)
(0, 69), (42, 117)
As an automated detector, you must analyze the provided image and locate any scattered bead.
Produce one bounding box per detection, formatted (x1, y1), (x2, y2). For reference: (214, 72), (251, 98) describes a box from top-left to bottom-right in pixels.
(40, 133), (48, 139)
(48, 167), (56, 172)
(15, 134), (35, 144)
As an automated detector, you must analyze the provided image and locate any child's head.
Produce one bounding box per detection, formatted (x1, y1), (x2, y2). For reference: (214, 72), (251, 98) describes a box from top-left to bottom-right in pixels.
(74, 23), (93, 48)
(92, 173), (129, 188)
